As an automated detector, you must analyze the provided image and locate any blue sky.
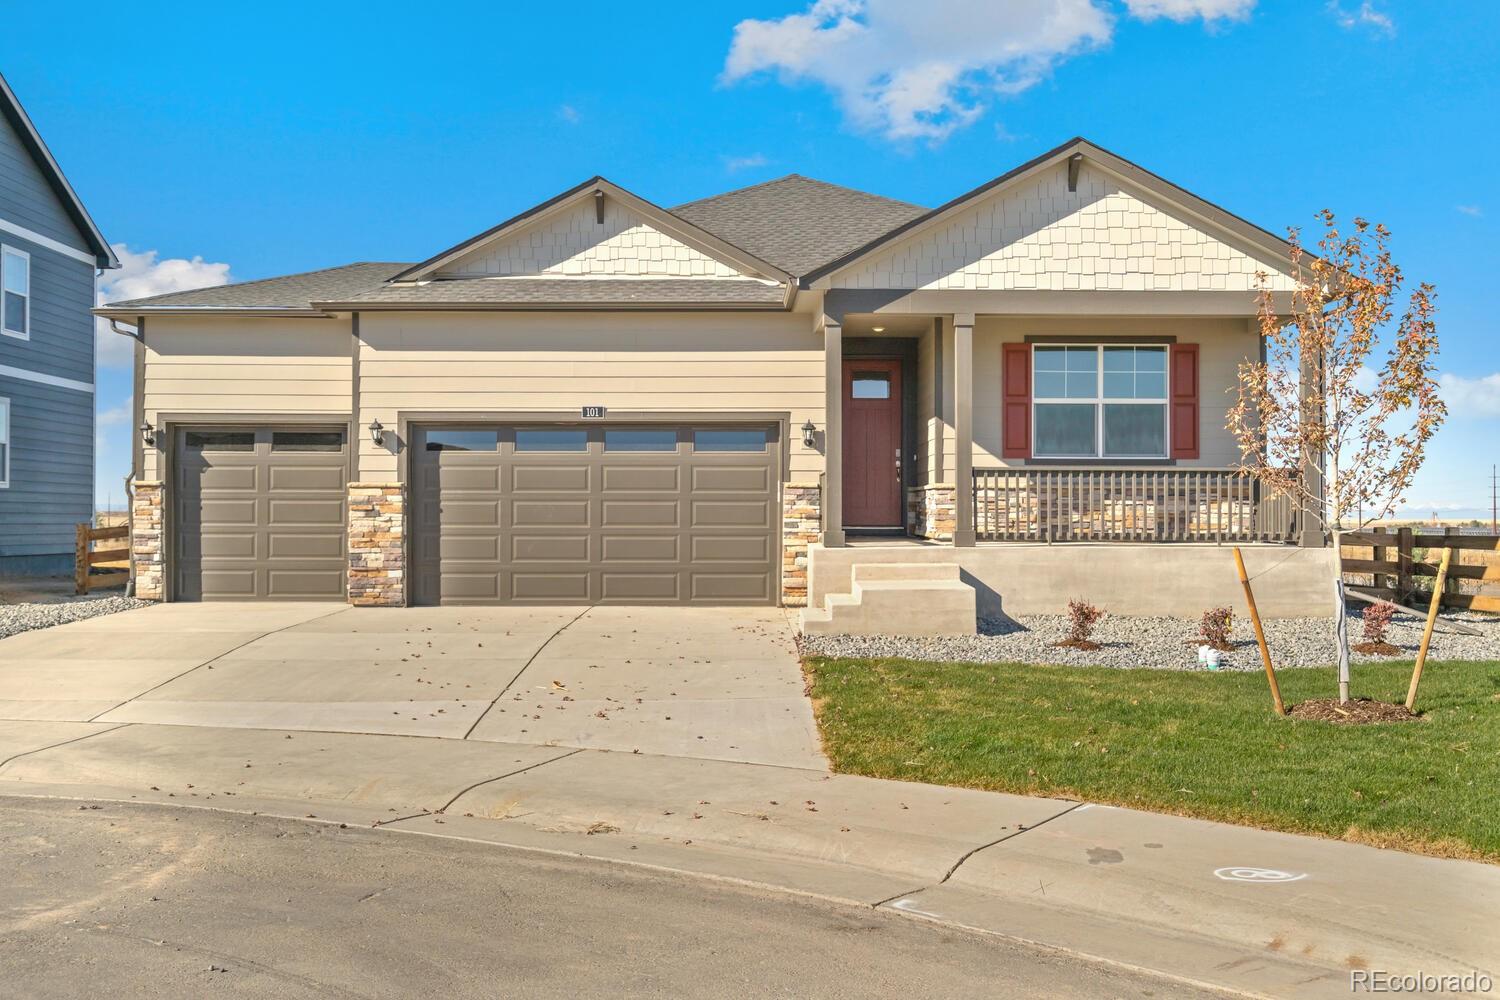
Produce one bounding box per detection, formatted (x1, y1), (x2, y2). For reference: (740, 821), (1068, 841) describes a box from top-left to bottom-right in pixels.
(6, 0), (1496, 515)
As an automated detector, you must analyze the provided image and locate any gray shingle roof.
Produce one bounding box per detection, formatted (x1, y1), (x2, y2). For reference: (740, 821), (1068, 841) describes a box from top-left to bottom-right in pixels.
(326, 278), (784, 307)
(102, 262), (409, 309)
(672, 175), (926, 277)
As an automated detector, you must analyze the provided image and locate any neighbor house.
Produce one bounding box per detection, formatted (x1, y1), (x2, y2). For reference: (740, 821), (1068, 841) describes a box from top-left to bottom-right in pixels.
(0, 72), (118, 576)
(95, 138), (1332, 628)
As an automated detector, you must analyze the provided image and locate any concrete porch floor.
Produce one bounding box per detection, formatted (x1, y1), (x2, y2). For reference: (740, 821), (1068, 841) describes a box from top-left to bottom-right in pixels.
(0, 602), (825, 770)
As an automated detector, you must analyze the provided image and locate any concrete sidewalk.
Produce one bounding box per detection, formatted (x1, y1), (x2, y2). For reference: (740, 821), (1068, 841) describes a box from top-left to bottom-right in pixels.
(1, 717), (1495, 999)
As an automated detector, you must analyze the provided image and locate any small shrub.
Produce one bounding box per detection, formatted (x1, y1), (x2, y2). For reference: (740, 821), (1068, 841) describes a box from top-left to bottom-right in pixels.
(1056, 599), (1104, 649)
(1353, 601), (1401, 655)
(1199, 607), (1233, 651)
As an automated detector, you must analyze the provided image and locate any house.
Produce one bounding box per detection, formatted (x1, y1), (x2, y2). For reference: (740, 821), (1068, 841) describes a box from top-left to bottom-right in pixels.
(0, 72), (119, 576)
(95, 138), (1333, 627)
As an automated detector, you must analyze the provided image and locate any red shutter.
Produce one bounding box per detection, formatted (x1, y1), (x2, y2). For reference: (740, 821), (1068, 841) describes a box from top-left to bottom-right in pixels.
(1002, 343), (1030, 459)
(1170, 343), (1199, 459)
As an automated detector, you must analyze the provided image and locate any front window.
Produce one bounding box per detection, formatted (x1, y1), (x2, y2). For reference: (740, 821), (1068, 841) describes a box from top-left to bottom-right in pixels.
(0, 397), (10, 487)
(1032, 345), (1167, 459)
(2, 247), (29, 339)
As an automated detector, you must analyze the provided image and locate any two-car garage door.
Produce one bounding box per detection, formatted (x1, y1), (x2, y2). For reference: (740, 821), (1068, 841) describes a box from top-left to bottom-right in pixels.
(411, 424), (779, 605)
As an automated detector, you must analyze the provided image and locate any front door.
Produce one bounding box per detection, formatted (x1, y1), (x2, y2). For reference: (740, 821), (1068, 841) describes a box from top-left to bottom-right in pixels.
(842, 359), (903, 528)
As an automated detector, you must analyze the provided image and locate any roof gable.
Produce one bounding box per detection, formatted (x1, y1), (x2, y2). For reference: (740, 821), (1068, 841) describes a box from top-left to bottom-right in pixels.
(0, 72), (116, 268)
(808, 138), (1297, 292)
(672, 175), (926, 277)
(395, 178), (790, 285)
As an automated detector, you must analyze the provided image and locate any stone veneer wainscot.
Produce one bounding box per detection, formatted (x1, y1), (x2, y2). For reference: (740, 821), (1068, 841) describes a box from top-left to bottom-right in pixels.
(348, 483), (406, 607)
(781, 482), (821, 607)
(907, 484), (957, 542)
(130, 481), (165, 601)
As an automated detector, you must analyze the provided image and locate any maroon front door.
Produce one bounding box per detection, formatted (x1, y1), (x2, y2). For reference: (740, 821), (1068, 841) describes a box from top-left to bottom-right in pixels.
(842, 359), (903, 528)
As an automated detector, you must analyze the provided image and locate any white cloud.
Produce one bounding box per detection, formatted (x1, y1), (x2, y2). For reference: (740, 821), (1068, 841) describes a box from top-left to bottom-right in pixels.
(1328, 1), (1394, 36)
(1124, 0), (1253, 22)
(723, 0), (1253, 142)
(1456, 204), (1483, 218)
(722, 153), (769, 172)
(97, 401), (131, 427)
(1439, 372), (1500, 418)
(558, 104), (581, 124)
(95, 244), (232, 368)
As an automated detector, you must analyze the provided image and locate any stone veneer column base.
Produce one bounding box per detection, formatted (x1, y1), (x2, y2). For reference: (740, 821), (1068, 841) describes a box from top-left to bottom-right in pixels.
(781, 482), (822, 607)
(907, 484), (957, 542)
(130, 481), (165, 601)
(348, 483), (406, 607)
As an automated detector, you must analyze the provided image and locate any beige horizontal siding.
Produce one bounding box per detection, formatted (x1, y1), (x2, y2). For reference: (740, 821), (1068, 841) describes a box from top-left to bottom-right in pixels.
(356, 311), (826, 481)
(141, 317), (353, 480)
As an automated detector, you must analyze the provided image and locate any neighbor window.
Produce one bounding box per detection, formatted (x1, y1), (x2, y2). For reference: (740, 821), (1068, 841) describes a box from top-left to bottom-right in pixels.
(0, 397), (10, 488)
(2, 247), (29, 339)
(1032, 345), (1167, 459)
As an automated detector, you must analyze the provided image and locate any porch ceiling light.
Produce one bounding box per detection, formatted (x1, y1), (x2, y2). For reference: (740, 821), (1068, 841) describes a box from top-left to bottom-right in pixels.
(801, 419), (817, 449)
(872, 326), (885, 332)
(368, 418), (385, 446)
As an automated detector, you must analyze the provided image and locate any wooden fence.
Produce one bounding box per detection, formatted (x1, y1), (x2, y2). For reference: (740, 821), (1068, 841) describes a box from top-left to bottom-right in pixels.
(75, 523), (130, 595)
(972, 468), (1300, 543)
(1339, 526), (1500, 614)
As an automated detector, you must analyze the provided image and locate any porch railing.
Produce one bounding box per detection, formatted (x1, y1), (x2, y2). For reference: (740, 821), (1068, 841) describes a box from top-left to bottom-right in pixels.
(972, 467), (1299, 543)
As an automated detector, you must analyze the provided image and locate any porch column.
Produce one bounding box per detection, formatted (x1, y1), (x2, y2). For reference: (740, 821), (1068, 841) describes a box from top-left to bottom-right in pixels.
(952, 313), (976, 547)
(821, 316), (845, 547)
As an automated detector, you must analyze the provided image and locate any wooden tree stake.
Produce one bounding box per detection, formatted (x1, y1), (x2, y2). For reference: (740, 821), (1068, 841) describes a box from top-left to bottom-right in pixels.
(1234, 547), (1284, 716)
(1405, 546), (1453, 711)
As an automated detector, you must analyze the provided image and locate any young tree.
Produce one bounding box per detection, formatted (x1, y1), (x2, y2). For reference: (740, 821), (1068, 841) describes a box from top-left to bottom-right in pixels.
(1228, 211), (1444, 704)
(1228, 211), (1445, 534)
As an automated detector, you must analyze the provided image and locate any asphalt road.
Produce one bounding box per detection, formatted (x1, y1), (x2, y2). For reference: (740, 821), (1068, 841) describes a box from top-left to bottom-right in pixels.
(0, 796), (1207, 999)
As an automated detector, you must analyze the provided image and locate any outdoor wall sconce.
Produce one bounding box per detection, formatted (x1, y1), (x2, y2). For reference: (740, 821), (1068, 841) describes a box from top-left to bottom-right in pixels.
(368, 418), (385, 446)
(801, 419), (817, 449)
(140, 421), (155, 447)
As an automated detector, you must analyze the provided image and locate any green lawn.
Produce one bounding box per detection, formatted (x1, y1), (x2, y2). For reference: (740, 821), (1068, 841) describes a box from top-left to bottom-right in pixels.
(803, 657), (1500, 862)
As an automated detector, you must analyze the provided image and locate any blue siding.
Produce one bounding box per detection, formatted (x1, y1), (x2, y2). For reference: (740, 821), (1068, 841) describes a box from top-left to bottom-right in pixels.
(0, 374), (93, 559)
(0, 99), (100, 566)
(0, 104), (91, 250)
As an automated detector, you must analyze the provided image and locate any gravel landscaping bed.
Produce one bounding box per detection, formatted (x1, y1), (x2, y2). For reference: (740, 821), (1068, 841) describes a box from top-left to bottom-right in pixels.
(800, 605), (1500, 670)
(0, 594), (149, 641)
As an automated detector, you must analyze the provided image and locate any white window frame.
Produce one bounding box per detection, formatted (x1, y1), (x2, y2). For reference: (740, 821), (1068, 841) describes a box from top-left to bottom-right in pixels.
(2, 245), (30, 340)
(1031, 343), (1170, 460)
(0, 396), (10, 488)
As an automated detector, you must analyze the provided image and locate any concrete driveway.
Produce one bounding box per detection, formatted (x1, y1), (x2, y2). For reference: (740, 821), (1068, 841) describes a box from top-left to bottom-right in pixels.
(0, 602), (823, 769)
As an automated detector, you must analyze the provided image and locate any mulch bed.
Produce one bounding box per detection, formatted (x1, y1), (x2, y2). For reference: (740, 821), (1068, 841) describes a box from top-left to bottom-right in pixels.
(1352, 641), (1403, 656)
(1051, 639), (1101, 651)
(1287, 697), (1420, 724)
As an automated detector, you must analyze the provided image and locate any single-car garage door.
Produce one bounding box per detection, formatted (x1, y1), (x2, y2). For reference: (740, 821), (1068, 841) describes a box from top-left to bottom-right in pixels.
(411, 424), (779, 605)
(174, 427), (349, 600)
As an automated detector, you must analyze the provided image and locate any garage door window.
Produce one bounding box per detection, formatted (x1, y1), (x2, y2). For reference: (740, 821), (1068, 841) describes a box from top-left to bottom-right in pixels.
(605, 428), (677, 452)
(426, 430), (497, 452)
(516, 428), (587, 452)
(693, 428), (766, 452)
(272, 431), (343, 452)
(186, 431), (254, 451)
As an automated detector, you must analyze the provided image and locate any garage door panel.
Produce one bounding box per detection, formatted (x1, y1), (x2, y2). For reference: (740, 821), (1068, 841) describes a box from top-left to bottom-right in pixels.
(692, 500), (772, 528)
(602, 465), (679, 492)
(512, 500), (590, 527)
(602, 535), (679, 562)
(691, 465), (770, 492)
(413, 423), (776, 606)
(175, 427), (348, 601)
(600, 573), (679, 601)
(512, 573), (591, 601)
(512, 465), (590, 492)
(512, 535), (590, 562)
(601, 500), (679, 527)
(438, 500), (502, 527)
(425, 464), (502, 492)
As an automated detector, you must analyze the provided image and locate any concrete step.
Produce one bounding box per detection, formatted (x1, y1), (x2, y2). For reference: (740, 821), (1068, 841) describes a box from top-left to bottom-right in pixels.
(801, 577), (976, 638)
(850, 562), (962, 584)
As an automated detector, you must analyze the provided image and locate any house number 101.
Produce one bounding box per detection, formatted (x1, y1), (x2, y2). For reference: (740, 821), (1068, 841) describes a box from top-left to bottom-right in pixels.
(581, 406), (606, 419)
